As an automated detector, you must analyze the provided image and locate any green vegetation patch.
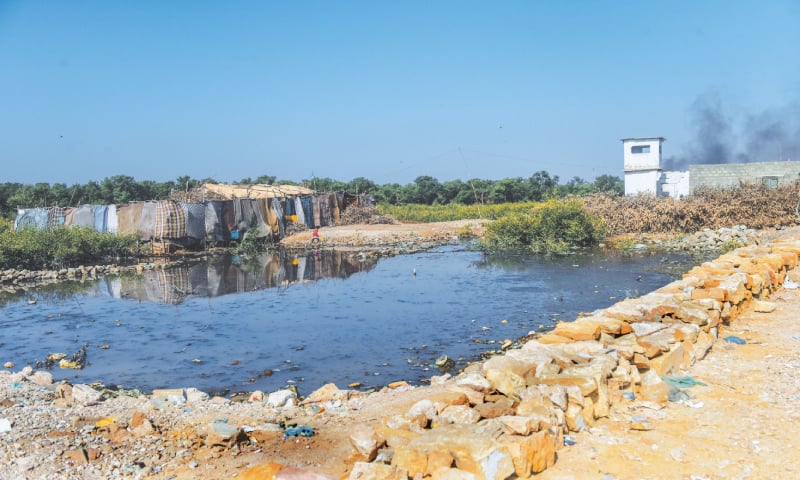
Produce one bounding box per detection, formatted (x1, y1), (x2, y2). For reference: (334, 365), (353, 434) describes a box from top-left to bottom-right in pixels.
(0, 218), (140, 270)
(480, 199), (606, 254)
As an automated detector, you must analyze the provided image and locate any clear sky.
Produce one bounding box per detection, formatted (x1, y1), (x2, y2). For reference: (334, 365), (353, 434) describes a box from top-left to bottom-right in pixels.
(1, 1), (799, 186)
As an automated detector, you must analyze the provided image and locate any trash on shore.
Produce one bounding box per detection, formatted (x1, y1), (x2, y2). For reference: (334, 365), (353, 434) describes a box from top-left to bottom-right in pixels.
(723, 335), (747, 345)
(283, 425), (314, 440)
(661, 375), (707, 389)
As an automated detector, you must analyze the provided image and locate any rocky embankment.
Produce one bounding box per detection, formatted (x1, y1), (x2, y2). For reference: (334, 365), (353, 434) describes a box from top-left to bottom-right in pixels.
(2, 226), (800, 479)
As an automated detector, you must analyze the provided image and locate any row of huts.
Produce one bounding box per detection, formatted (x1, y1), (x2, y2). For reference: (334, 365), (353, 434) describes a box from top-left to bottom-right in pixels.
(13, 183), (371, 250)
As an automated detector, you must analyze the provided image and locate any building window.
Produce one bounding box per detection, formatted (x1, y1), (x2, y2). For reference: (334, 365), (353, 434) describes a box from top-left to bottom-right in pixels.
(761, 176), (779, 189)
(631, 145), (650, 154)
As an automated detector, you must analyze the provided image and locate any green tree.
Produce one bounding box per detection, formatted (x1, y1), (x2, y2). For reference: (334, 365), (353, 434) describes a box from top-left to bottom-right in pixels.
(439, 179), (468, 204)
(373, 183), (403, 204)
(527, 171), (559, 201)
(592, 174), (624, 195)
(558, 176), (592, 196)
(489, 177), (528, 203)
(409, 176), (442, 204)
(254, 175), (277, 184)
(347, 177), (377, 195)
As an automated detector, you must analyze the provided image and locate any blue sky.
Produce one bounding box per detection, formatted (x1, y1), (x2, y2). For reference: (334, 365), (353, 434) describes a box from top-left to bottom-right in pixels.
(1, 1), (799, 186)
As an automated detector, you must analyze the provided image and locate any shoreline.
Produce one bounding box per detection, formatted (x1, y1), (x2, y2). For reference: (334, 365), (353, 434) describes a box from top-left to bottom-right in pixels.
(2, 224), (799, 479)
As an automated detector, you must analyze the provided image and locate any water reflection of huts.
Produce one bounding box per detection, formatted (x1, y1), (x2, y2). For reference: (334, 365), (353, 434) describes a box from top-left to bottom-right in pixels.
(13, 183), (372, 253)
(86, 250), (378, 304)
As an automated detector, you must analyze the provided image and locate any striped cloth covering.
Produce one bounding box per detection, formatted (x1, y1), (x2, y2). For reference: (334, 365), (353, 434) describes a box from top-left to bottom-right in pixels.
(155, 200), (186, 239)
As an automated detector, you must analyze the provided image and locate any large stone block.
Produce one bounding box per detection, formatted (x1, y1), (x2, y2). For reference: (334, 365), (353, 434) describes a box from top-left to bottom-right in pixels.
(393, 426), (515, 480)
(674, 302), (711, 326)
(348, 462), (408, 480)
(439, 405), (481, 425)
(455, 372), (492, 393)
(552, 320), (600, 341)
(349, 425), (381, 462)
(497, 431), (555, 477)
(429, 391), (470, 413)
(529, 375), (596, 397)
(474, 399), (515, 419)
(648, 342), (687, 376)
(430, 468), (479, 480)
(603, 299), (647, 323)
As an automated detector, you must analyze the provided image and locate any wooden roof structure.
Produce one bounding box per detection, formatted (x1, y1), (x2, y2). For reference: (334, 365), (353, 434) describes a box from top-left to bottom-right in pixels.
(199, 183), (315, 200)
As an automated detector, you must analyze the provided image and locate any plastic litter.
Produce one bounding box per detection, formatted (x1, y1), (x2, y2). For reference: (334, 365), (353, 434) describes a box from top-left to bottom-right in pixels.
(661, 375), (708, 388)
(0, 418), (11, 433)
(668, 389), (690, 403)
(723, 335), (746, 345)
(284, 425), (314, 440)
(783, 278), (799, 289)
(95, 417), (117, 428)
(564, 437), (577, 446)
(622, 391), (635, 401)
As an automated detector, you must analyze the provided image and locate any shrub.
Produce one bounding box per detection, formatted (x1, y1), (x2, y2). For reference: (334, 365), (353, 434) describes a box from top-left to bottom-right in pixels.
(236, 228), (274, 255)
(0, 224), (140, 270)
(583, 182), (800, 235)
(481, 199), (605, 254)
(379, 202), (540, 223)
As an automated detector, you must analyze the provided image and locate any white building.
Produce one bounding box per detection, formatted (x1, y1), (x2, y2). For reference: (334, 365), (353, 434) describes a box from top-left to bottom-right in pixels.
(622, 137), (666, 196)
(622, 136), (800, 198)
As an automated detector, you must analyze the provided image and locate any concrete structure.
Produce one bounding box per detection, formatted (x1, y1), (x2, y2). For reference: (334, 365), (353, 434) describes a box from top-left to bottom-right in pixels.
(622, 137), (666, 196)
(622, 136), (800, 198)
(659, 170), (690, 198)
(690, 161), (800, 191)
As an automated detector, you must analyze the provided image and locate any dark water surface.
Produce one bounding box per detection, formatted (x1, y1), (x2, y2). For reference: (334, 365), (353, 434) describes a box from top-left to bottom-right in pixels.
(1, 246), (706, 396)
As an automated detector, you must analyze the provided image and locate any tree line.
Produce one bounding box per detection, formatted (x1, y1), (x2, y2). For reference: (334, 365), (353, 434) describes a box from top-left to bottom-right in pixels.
(0, 172), (623, 219)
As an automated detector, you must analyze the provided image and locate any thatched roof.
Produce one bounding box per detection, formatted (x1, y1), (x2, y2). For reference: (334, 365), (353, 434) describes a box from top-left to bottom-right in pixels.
(200, 183), (315, 200)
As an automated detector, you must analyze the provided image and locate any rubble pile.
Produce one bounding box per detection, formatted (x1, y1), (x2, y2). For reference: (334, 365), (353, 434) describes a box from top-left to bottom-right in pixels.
(338, 205), (396, 226)
(671, 225), (759, 251)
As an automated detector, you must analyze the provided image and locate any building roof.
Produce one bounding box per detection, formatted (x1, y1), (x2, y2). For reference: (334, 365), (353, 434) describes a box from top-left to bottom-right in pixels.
(200, 183), (315, 199)
(620, 137), (666, 142)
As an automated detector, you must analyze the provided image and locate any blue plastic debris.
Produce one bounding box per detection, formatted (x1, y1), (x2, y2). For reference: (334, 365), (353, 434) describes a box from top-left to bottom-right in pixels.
(723, 335), (746, 345)
(564, 437), (577, 446)
(621, 391), (635, 401)
(661, 375), (708, 388)
(284, 425), (314, 440)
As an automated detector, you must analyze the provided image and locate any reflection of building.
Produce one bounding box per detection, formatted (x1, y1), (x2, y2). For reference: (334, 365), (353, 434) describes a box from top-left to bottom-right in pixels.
(104, 251), (377, 304)
(623, 136), (800, 198)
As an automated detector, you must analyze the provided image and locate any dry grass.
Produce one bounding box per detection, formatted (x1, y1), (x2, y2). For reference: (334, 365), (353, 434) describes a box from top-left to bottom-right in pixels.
(584, 182), (800, 235)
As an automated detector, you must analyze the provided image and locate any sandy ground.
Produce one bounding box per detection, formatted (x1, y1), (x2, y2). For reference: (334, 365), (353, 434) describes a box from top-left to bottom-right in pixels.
(536, 287), (800, 480)
(280, 220), (488, 249)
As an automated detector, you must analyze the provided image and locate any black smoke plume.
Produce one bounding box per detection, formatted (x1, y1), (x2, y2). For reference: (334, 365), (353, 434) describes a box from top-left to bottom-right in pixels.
(662, 93), (800, 171)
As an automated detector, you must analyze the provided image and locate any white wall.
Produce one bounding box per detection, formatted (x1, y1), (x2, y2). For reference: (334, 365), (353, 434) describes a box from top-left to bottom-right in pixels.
(623, 138), (662, 171)
(658, 171), (690, 198)
(624, 170), (661, 196)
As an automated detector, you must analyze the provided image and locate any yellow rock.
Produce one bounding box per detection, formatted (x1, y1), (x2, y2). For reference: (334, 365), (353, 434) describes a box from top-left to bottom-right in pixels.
(58, 359), (83, 370)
